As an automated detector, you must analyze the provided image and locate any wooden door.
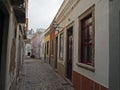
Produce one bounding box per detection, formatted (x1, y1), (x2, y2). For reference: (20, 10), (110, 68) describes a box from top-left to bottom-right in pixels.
(55, 37), (58, 69)
(0, 6), (9, 89)
(0, 10), (4, 63)
(66, 27), (73, 81)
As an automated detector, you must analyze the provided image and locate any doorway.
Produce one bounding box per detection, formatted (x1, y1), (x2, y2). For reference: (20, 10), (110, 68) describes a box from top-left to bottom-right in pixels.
(0, 3), (9, 89)
(0, 11), (3, 63)
(55, 36), (58, 69)
(0, 9), (5, 88)
(66, 26), (73, 81)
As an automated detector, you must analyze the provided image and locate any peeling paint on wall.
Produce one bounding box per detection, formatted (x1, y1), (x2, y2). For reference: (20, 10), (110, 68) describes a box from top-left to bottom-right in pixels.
(9, 38), (16, 78)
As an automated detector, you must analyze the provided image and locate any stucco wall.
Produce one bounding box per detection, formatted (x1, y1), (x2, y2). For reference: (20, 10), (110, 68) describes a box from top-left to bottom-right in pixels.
(58, 0), (109, 88)
(40, 33), (45, 59)
(5, 11), (17, 90)
(109, 0), (120, 90)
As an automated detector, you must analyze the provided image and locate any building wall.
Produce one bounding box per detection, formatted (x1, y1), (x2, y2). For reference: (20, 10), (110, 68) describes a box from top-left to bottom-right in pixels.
(25, 29), (34, 57)
(27, 29), (34, 39)
(55, 30), (66, 77)
(56, 0), (109, 89)
(44, 34), (50, 63)
(72, 71), (108, 90)
(0, 3), (10, 89)
(56, 0), (69, 19)
(15, 25), (25, 87)
(31, 31), (43, 59)
(5, 13), (26, 90)
(57, 62), (66, 77)
(50, 31), (55, 68)
(109, 0), (120, 90)
(5, 10), (18, 90)
(0, 1), (27, 90)
(39, 33), (45, 60)
(31, 35), (38, 58)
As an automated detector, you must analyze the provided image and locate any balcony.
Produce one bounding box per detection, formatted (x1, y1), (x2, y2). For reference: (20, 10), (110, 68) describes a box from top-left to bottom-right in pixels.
(13, 6), (26, 23)
(10, 0), (26, 23)
(10, 0), (24, 6)
(19, 24), (27, 39)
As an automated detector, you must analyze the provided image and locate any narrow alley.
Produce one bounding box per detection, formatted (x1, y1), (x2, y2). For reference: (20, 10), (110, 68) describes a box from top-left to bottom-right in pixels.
(18, 59), (74, 90)
(0, 0), (120, 90)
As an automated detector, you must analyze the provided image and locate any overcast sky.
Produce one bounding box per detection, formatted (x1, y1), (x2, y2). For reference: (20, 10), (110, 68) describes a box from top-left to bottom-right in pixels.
(28, 0), (64, 31)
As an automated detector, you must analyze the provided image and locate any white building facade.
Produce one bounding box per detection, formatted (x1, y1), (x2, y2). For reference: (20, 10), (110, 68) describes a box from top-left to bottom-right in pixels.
(53, 0), (120, 90)
(25, 29), (34, 57)
(31, 29), (44, 59)
(0, 0), (27, 90)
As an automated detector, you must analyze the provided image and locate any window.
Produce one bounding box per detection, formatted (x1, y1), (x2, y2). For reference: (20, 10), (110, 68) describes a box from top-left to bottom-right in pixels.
(42, 43), (45, 54)
(46, 41), (49, 55)
(14, 26), (17, 38)
(79, 6), (94, 66)
(50, 39), (54, 57)
(59, 33), (64, 59)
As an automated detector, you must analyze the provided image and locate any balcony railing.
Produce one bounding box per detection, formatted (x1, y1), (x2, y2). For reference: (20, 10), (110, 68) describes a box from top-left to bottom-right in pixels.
(13, 6), (26, 23)
(10, 0), (26, 23)
(10, 0), (24, 6)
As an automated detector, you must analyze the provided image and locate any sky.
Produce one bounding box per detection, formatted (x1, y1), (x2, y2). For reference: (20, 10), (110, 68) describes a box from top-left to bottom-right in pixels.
(28, 0), (64, 31)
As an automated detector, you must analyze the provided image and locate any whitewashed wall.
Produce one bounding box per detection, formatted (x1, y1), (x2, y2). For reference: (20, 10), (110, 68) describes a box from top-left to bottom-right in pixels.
(5, 10), (17, 90)
(58, 0), (109, 88)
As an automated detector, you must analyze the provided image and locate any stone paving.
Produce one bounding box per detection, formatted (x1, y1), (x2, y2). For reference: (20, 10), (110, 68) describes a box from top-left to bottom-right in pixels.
(18, 59), (74, 90)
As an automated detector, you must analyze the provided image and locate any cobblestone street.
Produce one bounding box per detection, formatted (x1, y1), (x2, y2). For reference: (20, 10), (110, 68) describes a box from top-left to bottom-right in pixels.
(18, 59), (74, 90)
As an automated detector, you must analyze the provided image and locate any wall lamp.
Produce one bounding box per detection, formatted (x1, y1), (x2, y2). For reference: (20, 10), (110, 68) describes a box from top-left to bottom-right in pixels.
(53, 22), (63, 30)
(53, 22), (64, 35)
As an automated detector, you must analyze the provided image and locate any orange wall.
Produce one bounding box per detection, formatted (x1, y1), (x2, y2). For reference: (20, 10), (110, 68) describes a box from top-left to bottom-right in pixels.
(50, 31), (55, 39)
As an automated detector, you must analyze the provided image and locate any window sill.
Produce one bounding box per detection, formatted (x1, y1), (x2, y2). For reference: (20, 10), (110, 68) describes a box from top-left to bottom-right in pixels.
(76, 63), (95, 72)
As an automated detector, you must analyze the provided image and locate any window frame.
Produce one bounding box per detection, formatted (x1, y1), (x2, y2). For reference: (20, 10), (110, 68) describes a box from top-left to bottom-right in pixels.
(78, 5), (95, 71)
(59, 33), (64, 60)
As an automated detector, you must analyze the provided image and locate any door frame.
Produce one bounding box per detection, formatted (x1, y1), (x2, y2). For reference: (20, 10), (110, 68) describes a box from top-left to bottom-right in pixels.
(0, 2), (10, 90)
(65, 22), (74, 81)
(55, 36), (58, 69)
